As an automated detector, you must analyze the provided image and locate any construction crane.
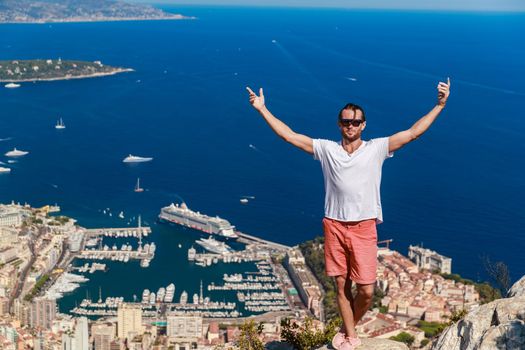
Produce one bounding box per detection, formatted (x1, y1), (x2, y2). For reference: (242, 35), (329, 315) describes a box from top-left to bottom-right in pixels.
(377, 239), (393, 249)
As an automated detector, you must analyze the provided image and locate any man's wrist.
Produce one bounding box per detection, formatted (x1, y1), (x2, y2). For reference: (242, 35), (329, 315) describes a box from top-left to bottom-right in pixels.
(436, 102), (446, 108)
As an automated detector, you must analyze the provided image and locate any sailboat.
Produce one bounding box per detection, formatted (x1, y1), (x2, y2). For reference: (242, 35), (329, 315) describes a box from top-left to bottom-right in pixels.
(134, 178), (144, 192)
(55, 118), (66, 129)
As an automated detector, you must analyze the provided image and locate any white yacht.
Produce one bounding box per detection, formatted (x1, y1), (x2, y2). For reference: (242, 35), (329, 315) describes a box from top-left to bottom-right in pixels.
(55, 118), (66, 129)
(156, 287), (166, 303)
(180, 291), (188, 305)
(123, 154), (153, 163)
(0, 167), (11, 173)
(5, 83), (20, 89)
(142, 289), (150, 303)
(164, 283), (175, 303)
(196, 237), (233, 255)
(5, 148), (29, 157)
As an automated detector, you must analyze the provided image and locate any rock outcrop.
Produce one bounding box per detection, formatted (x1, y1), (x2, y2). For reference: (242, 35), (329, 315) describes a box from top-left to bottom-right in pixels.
(270, 338), (409, 350)
(315, 338), (409, 350)
(508, 275), (525, 298)
(432, 276), (525, 350)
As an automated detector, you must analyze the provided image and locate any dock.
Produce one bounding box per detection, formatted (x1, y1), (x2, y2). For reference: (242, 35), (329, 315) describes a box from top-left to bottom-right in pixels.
(236, 231), (291, 251)
(79, 249), (154, 261)
(85, 226), (151, 238)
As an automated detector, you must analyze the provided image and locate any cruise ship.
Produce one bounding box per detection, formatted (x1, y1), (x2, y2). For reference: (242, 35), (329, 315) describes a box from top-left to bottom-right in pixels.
(196, 237), (233, 254)
(0, 167), (11, 173)
(159, 202), (238, 239)
(5, 148), (29, 157)
(123, 154), (153, 163)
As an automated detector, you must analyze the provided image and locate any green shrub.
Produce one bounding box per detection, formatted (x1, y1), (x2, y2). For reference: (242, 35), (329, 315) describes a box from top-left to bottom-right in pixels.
(238, 320), (264, 350)
(417, 321), (447, 338)
(389, 332), (415, 346)
(280, 317), (338, 350)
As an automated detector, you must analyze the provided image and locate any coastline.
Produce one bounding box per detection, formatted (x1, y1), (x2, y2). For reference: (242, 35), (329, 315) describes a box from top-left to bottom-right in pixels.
(0, 68), (134, 83)
(0, 15), (196, 25)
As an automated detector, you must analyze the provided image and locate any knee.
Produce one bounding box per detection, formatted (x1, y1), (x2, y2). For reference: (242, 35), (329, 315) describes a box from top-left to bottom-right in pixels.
(358, 286), (374, 302)
(335, 276), (348, 295)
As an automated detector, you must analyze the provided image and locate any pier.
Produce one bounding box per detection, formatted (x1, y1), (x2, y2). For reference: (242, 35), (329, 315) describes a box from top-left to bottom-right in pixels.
(236, 231), (291, 251)
(79, 249), (154, 261)
(76, 224), (156, 267)
(85, 226), (151, 238)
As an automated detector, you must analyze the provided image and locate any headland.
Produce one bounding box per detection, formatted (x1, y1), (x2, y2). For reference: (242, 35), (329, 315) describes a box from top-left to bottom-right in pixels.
(0, 59), (132, 83)
(0, 0), (193, 24)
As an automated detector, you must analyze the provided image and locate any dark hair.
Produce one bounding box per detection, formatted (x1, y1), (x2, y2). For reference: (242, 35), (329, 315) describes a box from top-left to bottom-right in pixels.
(338, 103), (366, 122)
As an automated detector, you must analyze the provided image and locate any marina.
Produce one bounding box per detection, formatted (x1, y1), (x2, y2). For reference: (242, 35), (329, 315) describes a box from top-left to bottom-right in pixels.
(79, 242), (155, 266)
(84, 226), (151, 238)
(70, 280), (242, 318)
(45, 273), (89, 300)
(53, 207), (297, 319)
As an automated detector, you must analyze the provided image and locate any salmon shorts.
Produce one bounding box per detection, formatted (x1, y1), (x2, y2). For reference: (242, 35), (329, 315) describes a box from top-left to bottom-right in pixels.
(323, 217), (378, 285)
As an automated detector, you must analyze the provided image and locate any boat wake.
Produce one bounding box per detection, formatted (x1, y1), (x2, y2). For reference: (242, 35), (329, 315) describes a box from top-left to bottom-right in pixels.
(296, 36), (525, 96)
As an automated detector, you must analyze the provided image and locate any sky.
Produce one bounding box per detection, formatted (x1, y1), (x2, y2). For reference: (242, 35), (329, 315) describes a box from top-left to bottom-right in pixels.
(129, 0), (525, 12)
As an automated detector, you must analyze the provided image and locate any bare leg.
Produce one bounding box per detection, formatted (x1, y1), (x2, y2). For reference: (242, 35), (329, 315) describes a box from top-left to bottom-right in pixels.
(352, 283), (375, 325)
(335, 275), (358, 338)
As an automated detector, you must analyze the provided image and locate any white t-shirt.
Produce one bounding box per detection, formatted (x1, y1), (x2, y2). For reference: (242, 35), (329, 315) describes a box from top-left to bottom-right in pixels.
(313, 137), (393, 223)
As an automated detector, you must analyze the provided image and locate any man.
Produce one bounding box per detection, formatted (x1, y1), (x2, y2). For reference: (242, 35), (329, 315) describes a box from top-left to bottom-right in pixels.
(246, 78), (451, 350)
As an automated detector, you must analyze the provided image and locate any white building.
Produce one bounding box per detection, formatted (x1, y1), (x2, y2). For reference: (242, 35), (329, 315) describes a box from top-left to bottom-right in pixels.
(0, 227), (18, 245)
(0, 209), (22, 227)
(29, 297), (57, 330)
(408, 245), (452, 274)
(0, 247), (17, 264)
(117, 303), (143, 340)
(68, 230), (84, 252)
(74, 317), (89, 350)
(167, 315), (203, 338)
(92, 322), (116, 350)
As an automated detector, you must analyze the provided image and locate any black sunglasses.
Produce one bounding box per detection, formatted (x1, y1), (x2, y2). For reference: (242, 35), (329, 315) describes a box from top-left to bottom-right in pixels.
(339, 119), (364, 127)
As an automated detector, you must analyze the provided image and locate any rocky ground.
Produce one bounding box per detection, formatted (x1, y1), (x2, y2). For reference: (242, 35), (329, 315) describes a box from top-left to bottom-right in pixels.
(431, 275), (525, 350)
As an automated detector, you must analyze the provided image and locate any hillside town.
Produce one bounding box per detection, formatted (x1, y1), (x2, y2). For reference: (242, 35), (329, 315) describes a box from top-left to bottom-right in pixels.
(0, 0), (186, 23)
(0, 202), (482, 349)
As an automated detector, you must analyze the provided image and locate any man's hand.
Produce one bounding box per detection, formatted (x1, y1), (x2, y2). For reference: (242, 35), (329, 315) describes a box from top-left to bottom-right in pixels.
(437, 77), (451, 107)
(246, 87), (265, 111)
(389, 78), (451, 152)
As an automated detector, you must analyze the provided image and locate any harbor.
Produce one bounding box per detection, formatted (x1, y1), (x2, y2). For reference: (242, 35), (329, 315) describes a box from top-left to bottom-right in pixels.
(51, 205), (303, 321)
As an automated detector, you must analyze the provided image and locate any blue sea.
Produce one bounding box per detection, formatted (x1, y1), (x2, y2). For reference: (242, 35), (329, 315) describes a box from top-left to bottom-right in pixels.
(0, 6), (524, 312)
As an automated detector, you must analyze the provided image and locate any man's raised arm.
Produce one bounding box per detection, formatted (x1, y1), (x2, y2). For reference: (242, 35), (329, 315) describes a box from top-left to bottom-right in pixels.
(246, 87), (313, 155)
(388, 78), (451, 153)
